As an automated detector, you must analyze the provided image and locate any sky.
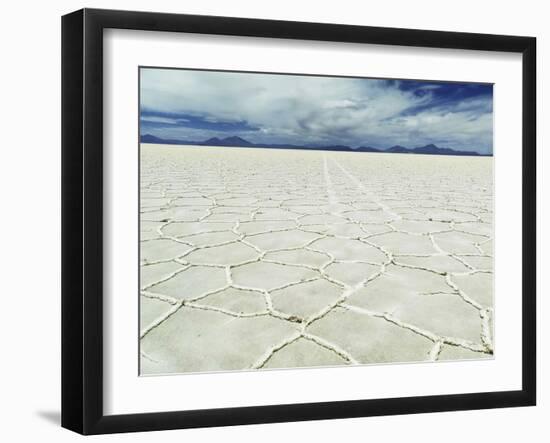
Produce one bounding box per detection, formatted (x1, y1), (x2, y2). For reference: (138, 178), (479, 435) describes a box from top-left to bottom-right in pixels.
(140, 68), (493, 154)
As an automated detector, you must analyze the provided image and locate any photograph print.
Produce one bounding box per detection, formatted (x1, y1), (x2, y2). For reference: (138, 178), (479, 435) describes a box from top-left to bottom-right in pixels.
(138, 67), (494, 376)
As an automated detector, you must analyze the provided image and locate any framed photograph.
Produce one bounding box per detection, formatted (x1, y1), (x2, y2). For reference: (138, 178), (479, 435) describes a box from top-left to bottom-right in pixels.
(61, 8), (536, 434)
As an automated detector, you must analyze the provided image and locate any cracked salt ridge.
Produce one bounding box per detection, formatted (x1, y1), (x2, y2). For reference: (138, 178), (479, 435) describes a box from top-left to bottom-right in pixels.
(139, 146), (494, 373)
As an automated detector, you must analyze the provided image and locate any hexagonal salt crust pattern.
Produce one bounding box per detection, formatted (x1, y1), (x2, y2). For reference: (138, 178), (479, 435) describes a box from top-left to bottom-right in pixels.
(140, 145), (493, 375)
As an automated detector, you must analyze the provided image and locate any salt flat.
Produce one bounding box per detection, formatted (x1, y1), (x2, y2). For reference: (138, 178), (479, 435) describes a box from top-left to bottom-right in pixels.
(139, 144), (494, 375)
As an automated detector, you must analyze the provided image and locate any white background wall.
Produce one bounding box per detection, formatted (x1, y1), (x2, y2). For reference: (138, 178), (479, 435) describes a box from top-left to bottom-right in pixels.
(0, 0), (545, 441)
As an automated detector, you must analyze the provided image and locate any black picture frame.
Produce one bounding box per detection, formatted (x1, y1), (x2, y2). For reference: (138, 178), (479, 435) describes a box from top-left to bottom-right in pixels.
(61, 8), (536, 435)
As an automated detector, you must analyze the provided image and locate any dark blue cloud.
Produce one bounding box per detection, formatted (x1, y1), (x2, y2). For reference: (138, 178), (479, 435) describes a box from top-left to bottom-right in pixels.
(393, 81), (493, 117)
(140, 111), (259, 133)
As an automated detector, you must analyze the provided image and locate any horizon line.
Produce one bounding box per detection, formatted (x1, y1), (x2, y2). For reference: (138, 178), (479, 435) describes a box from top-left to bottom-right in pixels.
(140, 134), (492, 156)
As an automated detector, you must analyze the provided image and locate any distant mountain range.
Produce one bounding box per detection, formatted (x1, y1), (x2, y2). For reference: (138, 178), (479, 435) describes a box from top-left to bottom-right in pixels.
(140, 134), (490, 156)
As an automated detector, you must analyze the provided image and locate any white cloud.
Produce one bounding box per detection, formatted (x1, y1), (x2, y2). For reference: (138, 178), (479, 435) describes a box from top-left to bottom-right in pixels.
(140, 115), (178, 124)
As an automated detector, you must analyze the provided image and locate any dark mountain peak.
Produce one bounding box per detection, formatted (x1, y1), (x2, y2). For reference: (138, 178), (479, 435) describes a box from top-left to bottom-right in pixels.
(201, 136), (253, 146)
(413, 144), (447, 154)
(204, 137), (222, 144)
(221, 136), (253, 146)
(141, 134), (164, 143)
